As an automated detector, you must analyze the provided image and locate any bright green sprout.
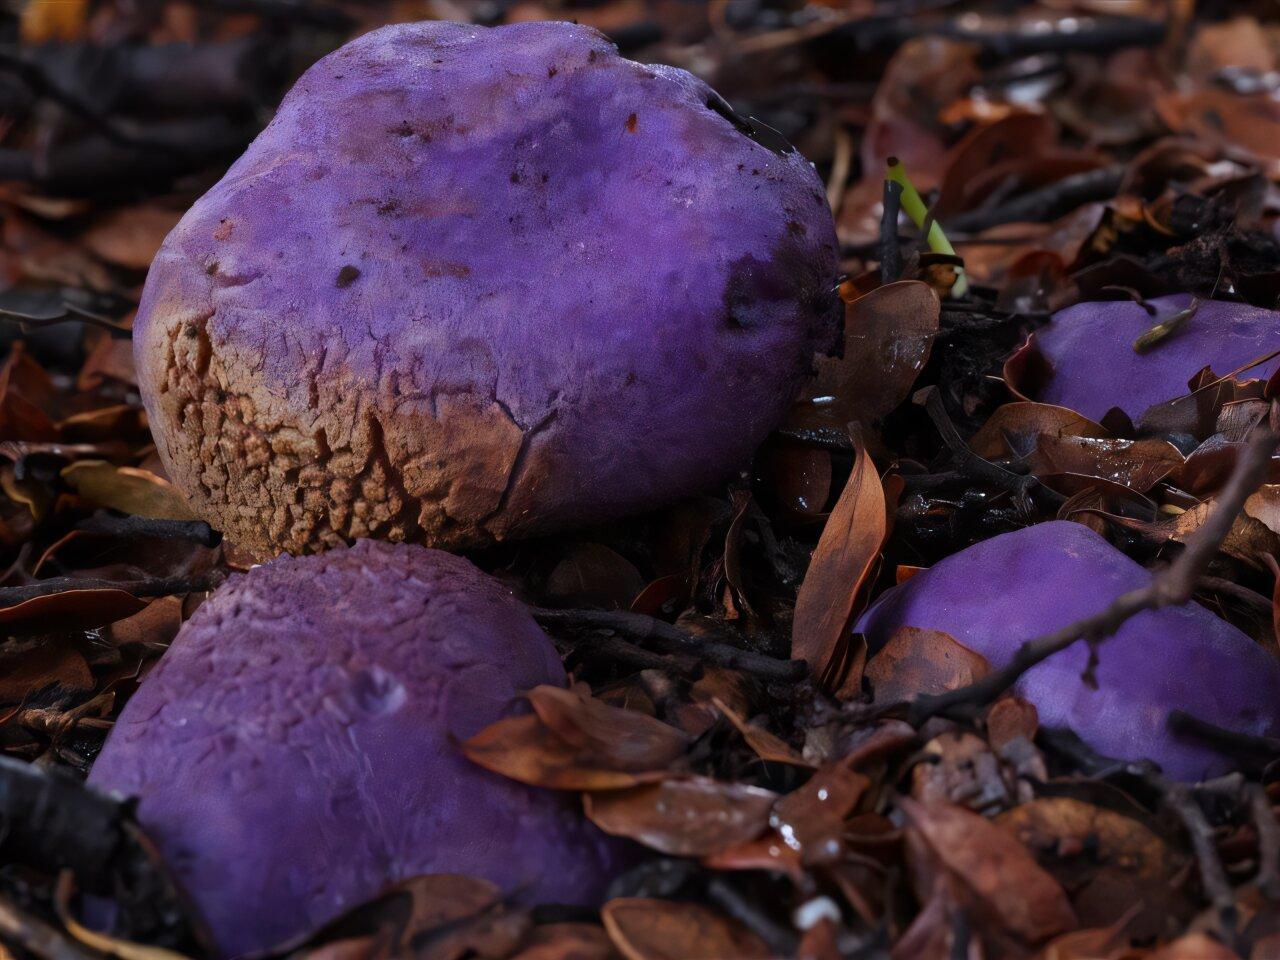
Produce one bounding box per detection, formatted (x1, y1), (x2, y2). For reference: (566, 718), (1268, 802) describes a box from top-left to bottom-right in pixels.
(885, 157), (968, 298)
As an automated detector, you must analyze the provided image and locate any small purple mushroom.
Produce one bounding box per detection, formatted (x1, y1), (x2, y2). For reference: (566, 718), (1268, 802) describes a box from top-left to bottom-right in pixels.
(89, 540), (626, 958)
(135, 19), (840, 561)
(1034, 294), (1280, 422)
(855, 521), (1280, 780)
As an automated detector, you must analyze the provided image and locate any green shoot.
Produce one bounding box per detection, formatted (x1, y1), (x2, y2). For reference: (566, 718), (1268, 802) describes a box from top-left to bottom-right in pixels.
(885, 157), (968, 298)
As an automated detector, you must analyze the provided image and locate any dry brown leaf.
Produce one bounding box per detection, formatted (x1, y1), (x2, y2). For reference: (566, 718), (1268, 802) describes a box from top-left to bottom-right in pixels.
(545, 542), (644, 610)
(762, 441), (832, 519)
(1029, 435), (1185, 494)
(797, 281), (941, 429)
(986, 697), (1039, 751)
(771, 762), (869, 865)
(287, 874), (527, 960)
(866, 626), (991, 703)
(903, 796), (1078, 945)
(996, 797), (1185, 940)
(82, 206), (184, 271)
(0, 588), (148, 634)
(701, 833), (804, 880)
(601, 899), (770, 960)
(104, 597), (184, 648)
(714, 696), (813, 768)
(1149, 933), (1238, 959)
(61, 461), (196, 521)
(461, 714), (666, 791)
(1156, 88), (1280, 169)
(1032, 913), (1136, 960)
(510, 923), (618, 960)
(969, 402), (1109, 460)
(0, 644), (93, 704)
(792, 430), (888, 691)
(584, 777), (776, 856)
(463, 686), (688, 790)
(78, 332), (138, 390)
(19, 0), (89, 43)
(526, 686), (690, 771)
(912, 732), (1011, 813)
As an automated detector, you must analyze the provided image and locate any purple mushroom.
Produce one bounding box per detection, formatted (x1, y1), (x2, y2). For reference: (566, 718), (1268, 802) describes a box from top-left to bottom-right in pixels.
(134, 19), (840, 561)
(89, 540), (626, 958)
(1034, 294), (1280, 422)
(855, 521), (1280, 780)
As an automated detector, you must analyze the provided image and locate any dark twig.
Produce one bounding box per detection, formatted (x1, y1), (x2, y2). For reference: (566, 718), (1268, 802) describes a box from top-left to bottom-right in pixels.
(0, 572), (225, 608)
(915, 386), (1062, 508)
(0, 304), (131, 339)
(76, 513), (221, 548)
(0, 894), (96, 960)
(1248, 783), (1280, 900)
(947, 165), (1126, 234)
(532, 608), (807, 683)
(567, 633), (700, 678)
(1195, 576), (1274, 614)
(1167, 710), (1280, 767)
(1164, 781), (1238, 945)
(894, 425), (1280, 726)
(707, 877), (798, 957)
(880, 179), (903, 283)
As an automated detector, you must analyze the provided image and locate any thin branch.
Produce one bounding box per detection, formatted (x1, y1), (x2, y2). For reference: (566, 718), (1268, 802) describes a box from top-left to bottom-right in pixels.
(947, 165), (1126, 234)
(880, 179), (903, 284)
(76, 513), (220, 548)
(893, 425), (1279, 726)
(1249, 783), (1280, 901)
(531, 608), (807, 683)
(0, 572), (225, 607)
(1165, 782), (1238, 945)
(915, 385), (1062, 508)
(1167, 710), (1280, 768)
(0, 303), (131, 339)
(0, 894), (97, 960)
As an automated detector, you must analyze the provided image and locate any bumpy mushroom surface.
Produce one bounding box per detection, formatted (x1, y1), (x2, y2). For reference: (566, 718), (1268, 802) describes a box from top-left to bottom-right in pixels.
(89, 541), (626, 958)
(135, 19), (840, 560)
(1035, 294), (1280, 422)
(855, 521), (1280, 780)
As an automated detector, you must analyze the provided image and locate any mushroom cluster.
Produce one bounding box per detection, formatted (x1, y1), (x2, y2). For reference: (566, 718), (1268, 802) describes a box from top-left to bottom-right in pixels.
(90, 541), (628, 958)
(92, 20), (840, 953)
(856, 520), (1280, 781)
(135, 18), (840, 562)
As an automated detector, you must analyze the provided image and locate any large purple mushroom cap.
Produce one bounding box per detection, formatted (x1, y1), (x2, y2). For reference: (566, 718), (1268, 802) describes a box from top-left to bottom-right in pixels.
(1035, 295), (1280, 422)
(88, 540), (627, 958)
(135, 19), (840, 561)
(855, 521), (1280, 781)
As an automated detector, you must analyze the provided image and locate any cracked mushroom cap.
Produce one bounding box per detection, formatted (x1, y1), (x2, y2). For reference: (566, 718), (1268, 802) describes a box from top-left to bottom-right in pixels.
(88, 540), (628, 958)
(136, 19), (841, 561)
(855, 521), (1280, 781)
(1034, 295), (1280, 422)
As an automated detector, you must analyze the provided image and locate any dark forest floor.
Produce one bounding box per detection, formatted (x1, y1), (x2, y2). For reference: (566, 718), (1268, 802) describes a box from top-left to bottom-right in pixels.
(2, 2), (1280, 959)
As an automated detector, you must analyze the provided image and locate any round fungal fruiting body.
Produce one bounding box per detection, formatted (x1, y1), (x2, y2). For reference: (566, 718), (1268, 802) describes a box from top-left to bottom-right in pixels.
(135, 19), (841, 561)
(1034, 294), (1280, 422)
(855, 521), (1280, 781)
(89, 541), (626, 958)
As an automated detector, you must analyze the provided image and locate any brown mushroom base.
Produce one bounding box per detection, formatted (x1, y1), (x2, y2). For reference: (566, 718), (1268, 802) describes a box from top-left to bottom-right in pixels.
(153, 312), (531, 561)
